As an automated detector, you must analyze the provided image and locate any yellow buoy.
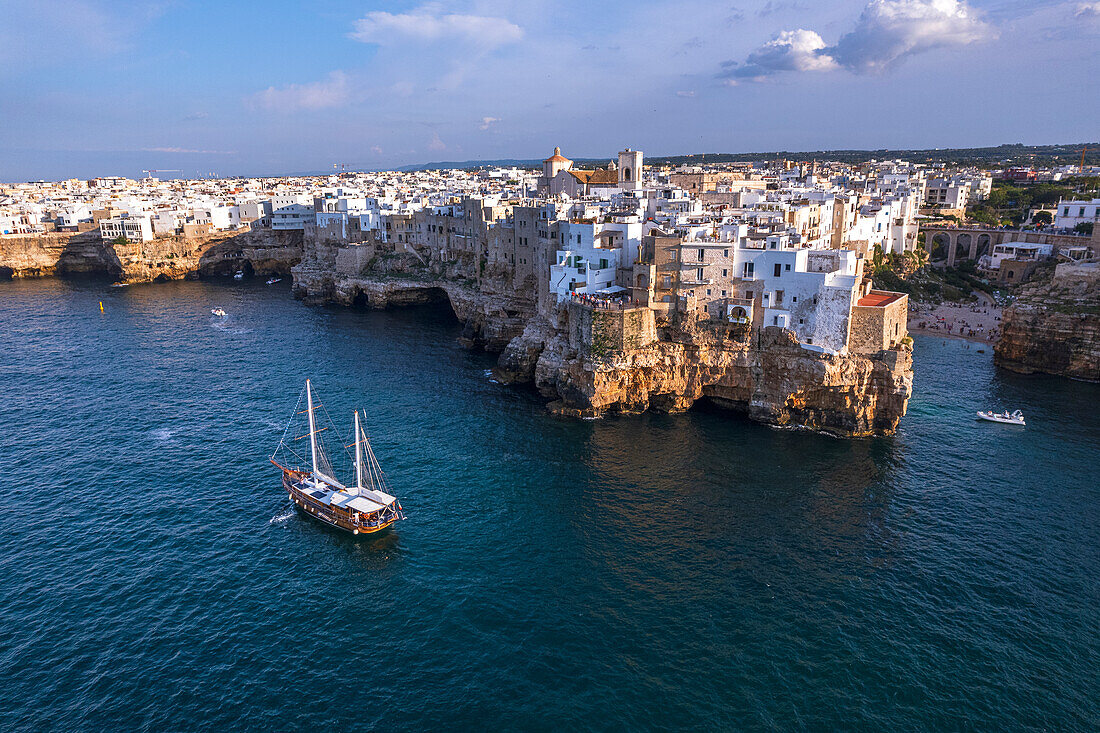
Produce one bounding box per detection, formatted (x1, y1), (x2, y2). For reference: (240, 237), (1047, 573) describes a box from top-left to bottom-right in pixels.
(98, 301), (104, 313)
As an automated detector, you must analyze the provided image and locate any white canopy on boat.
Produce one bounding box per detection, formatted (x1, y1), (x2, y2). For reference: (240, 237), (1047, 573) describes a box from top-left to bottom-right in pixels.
(359, 488), (396, 506)
(347, 496), (386, 513)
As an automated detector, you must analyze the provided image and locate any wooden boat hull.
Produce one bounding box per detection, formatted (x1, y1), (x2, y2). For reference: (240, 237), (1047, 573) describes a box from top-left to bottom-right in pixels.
(281, 469), (400, 537)
(292, 499), (396, 537)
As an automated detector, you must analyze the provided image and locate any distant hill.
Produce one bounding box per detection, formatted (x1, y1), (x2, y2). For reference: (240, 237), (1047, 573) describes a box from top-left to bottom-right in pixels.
(390, 143), (1099, 172)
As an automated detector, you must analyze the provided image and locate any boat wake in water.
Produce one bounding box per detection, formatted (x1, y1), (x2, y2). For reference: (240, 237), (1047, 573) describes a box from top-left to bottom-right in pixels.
(210, 318), (253, 335)
(269, 506), (296, 525)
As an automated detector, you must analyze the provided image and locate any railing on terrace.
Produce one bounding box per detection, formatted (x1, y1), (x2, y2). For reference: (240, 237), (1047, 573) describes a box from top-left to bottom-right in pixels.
(567, 293), (644, 311)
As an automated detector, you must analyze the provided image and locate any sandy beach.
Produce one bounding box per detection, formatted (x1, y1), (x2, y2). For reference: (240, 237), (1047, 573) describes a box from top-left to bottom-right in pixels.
(907, 296), (1003, 344)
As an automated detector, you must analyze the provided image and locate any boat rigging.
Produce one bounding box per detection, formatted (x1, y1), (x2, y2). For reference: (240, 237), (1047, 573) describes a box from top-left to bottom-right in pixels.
(271, 379), (405, 536)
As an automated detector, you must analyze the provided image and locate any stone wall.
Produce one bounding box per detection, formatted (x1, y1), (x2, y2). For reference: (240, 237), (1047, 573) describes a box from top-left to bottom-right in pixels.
(849, 294), (908, 354)
(567, 302), (657, 357)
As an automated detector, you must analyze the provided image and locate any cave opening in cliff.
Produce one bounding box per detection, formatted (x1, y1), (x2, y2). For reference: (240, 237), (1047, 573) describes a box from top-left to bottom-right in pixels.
(0, 267), (13, 280)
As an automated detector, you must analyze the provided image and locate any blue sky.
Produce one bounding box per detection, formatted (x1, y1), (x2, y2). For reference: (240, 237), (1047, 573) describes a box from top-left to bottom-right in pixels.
(1, 0), (1097, 181)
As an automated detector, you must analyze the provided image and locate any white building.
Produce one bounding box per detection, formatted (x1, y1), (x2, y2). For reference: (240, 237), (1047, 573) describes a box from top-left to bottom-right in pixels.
(99, 214), (153, 242)
(549, 220), (631, 299)
(1055, 199), (1100, 230)
(192, 204), (239, 231)
(271, 194), (314, 230)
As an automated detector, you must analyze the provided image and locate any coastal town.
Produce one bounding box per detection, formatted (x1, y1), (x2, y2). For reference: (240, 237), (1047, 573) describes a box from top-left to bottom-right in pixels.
(2, 147), (1098, 429)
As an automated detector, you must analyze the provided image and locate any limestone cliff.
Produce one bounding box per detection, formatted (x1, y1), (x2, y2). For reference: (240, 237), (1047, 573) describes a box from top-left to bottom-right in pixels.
(499, 306), (912, 436)
(291, 239), (533, 351)
(994, 263), (1100, 382)
(292, 237), (911, 436)
(0, 230), (302, 282)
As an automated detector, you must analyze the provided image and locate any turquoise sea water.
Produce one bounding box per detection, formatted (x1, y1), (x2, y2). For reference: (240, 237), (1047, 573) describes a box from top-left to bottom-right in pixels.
(0, 278), (1097, 731)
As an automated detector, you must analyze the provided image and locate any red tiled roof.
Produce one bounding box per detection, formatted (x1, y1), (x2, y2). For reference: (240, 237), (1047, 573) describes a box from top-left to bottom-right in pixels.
(857, 290), (904, 307)
(568, 169), (618, 185)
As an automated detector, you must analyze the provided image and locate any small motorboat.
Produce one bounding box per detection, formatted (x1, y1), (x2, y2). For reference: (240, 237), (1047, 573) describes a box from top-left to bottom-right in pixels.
(266, 277), (282, 285)
(233, 271), (244, 280)
(211, 308), (228, 317)
(976, 409), (1025, 425)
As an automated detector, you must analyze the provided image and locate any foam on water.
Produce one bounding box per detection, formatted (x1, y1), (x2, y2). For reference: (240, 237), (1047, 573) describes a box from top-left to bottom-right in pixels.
(269, 506), (296, 525)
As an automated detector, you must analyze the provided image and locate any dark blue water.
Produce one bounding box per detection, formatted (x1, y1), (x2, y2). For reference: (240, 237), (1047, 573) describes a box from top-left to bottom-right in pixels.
(1, 278), (1097, 731)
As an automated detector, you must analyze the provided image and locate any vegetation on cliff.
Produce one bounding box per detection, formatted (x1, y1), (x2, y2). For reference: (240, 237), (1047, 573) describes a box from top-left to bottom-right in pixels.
(869, 245), (993, 303)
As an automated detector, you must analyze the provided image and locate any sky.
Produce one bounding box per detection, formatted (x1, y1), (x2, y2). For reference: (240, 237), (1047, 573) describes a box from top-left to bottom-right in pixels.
(0, 0), (1097, 181)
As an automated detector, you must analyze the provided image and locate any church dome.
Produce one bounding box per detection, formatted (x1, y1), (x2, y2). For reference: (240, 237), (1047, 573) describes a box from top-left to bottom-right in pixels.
(544, 146), (570, 163)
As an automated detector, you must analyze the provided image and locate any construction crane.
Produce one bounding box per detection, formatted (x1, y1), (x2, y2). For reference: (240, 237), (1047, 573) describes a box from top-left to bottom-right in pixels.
(1080, 146), (1088, 174)
(141, 169), (181, 179)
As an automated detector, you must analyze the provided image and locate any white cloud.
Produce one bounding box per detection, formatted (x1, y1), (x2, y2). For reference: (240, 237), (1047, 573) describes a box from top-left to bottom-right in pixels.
(351, 7), (523, 50)
(830, 0), (989, 73)
(370, 146), (383, 156)
(1076, 2), (1100, 18)
(428, 132), (446, 152)
(479, 116), (500, 130)
(720, 29), (838, 81)
(720, 0), (988, 81)
(248, 71), (349, 111)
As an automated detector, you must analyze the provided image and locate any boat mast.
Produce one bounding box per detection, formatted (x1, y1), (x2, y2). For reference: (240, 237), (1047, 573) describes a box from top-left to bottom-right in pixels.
(354, 411), (364, 492)
(306, 379), (319, 478)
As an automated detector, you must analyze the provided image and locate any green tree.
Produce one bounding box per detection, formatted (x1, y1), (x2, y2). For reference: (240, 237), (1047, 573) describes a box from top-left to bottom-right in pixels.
(1032, 210), (1053, 226)
(1075, 222), (1095, 236)
(870, 244), (889, 276)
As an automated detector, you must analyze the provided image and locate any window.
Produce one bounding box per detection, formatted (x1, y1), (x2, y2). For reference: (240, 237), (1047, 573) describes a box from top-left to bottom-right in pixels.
(1081, 208), (1086, 217)
(743, 262), (753, 278)
(723, 249), (729, 257)
(785, 264), (791, 271)
(722, 269), (728, 277)
(799, 318), (804, 324)
(774, 263), (782, 277)
(706, 289), (711, 296)
(698, 249), (704, 260)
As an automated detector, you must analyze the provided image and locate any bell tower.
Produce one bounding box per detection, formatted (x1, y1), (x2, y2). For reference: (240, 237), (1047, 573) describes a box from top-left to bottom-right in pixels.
(618, 148), (643, 191)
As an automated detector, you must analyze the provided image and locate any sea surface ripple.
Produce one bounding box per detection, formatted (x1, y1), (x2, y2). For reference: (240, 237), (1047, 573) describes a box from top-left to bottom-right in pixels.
(0, 278), (1097, 731)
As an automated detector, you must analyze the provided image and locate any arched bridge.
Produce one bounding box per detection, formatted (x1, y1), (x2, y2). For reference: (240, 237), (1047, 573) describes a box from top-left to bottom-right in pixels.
(920, 226), (1091, 266)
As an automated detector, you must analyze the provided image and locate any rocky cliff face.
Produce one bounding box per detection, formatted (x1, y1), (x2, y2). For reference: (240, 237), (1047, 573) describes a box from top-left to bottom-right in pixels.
(293, 238), (912, 436)
(498, 311), (912, 436)
(0, 230), (302, 282)
(994, 264), (1100, 382)
(291, 245), (533, 352)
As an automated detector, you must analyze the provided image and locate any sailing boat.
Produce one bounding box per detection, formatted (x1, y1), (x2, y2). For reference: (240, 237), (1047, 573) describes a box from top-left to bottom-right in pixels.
(271, 379), (405, 536)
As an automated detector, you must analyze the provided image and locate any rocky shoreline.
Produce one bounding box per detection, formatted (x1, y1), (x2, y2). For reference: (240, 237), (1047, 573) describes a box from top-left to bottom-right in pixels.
(994, 263), (1100, 382)
(1, 230), (915, 436)
(0, 229), (302, 283)
(291, 260), (913, 437)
